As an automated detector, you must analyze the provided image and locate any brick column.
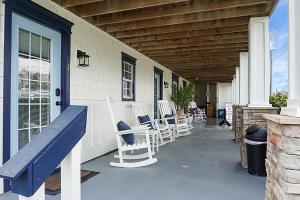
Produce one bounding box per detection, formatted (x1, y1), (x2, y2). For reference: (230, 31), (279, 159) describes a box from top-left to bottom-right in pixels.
(264, 114), (300, 200)
(240, 107), (278, 168)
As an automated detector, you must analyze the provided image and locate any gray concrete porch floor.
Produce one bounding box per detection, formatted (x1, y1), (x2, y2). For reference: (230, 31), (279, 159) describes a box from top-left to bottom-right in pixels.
(0, 119), (266, 200)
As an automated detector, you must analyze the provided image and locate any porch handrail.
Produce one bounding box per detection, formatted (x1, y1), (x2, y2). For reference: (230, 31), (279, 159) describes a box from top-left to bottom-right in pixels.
(0, 105), (87, 199)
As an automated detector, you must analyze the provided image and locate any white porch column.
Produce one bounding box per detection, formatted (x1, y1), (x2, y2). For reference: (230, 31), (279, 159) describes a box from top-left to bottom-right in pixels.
(61, 141), (81, 200)
(248, 17), (272, 107)
(232, 76), (236, 104)
(281, 0), (300, 117)
(239, 52), (249, 105)
(235, 67), (240, 105)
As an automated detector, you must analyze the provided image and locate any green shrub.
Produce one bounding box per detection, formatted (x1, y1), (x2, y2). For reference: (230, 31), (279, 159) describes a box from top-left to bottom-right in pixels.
(269, 91), (288, 108)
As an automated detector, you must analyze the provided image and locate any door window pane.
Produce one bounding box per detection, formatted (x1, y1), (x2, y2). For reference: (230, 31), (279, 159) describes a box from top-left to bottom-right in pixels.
(18, 130), (29, 149)
(18, 105), (29, 129)
(31, 33), (41, 58)
(30, 58), (40, 80)
(19, 29), (30, 55)
(41, 105), (50, 126)
(19, 55), (29, 79)
(42, 37), (50, 60)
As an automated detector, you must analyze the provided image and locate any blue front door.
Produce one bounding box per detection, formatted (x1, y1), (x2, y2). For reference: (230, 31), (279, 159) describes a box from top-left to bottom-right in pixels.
(10, 13), (62, 156)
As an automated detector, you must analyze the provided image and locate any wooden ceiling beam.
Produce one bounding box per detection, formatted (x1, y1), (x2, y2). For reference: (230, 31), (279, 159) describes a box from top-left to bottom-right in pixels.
(87, 0), (269, 26)
(155, 54), (239, 60)
(128, 32), (248, 48)
(113, 17), (250, 38)
(142, 42), (248, 55)
(135, 38), (248, 51)
(52, 0), (104, 7)
(100, 5), (267, 32)
(69, 0), (189, 17)
(120, 24), (248, 43)
(145, 49), (247, 58)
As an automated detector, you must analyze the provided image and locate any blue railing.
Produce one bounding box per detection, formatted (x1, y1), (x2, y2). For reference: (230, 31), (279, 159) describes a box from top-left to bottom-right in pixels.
(0, 105), (87, 197)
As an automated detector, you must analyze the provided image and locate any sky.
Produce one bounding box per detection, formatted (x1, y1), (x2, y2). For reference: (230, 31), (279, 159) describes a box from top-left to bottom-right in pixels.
(269, 0), (288, 92)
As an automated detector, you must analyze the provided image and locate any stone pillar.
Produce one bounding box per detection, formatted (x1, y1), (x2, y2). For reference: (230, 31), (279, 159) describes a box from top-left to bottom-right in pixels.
(281, 0), (300, 117)
(235, 67), (240, 105)
(264, 114), (300, 200)
(248, 17), (272, 107)
(239, 52), (249, 105)
(234, 105), (243, 142)
(240, 107), (278, 168)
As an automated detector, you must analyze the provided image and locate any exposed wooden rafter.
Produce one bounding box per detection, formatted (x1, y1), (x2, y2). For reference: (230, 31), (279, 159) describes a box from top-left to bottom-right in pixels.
(51, 0), (278, 83)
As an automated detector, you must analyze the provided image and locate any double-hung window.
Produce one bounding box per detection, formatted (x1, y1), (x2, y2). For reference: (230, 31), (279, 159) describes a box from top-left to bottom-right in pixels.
(121, 52), (136, 101)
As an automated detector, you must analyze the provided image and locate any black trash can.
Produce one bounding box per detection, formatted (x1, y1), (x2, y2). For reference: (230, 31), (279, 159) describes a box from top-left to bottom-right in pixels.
(245, 125), (267, 176)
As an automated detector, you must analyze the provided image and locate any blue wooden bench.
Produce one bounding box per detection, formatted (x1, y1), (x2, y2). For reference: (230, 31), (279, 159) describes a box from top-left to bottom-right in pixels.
(0, 105), (87, 197)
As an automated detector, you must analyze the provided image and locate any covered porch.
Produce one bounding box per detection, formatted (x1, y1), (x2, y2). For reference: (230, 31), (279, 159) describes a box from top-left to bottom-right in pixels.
(1, 120), (266, 200)
(0, 0), (300, 200)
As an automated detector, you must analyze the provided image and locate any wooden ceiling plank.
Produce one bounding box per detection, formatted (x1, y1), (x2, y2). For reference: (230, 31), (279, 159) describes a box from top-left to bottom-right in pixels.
(58, 0), (104, 7)
(135, 38), (248, 51)
(88, 0), (269, 26)
(100, 5), (267, 32)
(120, 24), (248, 43)
(142, 42), (248, 55)
(128, 32), (248, 48)
(69, 0), (189, 17)
(113, 17), (250, 38)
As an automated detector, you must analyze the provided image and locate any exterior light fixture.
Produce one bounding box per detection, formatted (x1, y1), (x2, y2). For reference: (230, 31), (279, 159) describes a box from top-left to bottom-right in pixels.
(164, 81), (169, 88)
(77, 50), (90, 67)
(195, 77), (199, 80)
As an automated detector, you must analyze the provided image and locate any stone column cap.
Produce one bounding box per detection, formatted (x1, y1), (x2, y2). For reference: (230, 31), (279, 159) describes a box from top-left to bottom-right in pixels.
(264, 114), (300, 125)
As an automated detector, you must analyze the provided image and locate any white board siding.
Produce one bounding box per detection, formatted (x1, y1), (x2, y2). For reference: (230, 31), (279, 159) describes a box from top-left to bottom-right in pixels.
(0, 0), (189, 163)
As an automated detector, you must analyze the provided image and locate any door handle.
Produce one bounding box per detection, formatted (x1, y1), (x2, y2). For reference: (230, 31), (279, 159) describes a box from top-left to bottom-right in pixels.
(56, 101), (63, 106)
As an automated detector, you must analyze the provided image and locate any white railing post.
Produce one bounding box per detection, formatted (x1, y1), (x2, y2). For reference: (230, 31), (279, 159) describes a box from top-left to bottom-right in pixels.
(19, 184), (45, 200)
(61, 141), (81, 200)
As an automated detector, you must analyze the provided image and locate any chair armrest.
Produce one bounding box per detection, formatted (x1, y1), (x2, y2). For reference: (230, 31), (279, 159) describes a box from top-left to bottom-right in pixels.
(117, 126), (149, 135)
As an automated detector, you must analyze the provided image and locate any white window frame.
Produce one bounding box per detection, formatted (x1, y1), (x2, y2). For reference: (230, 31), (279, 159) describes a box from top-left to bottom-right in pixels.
(121, 53), (136, 101)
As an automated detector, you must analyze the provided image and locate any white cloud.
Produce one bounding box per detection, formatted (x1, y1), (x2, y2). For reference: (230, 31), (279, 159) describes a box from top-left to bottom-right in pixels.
(272, 51), (288, 92)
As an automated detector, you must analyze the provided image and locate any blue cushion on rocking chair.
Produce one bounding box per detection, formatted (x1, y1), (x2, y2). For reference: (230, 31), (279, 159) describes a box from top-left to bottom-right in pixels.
(138, 115), (153, 129)
(165, 114), (176, 124)
(117, 121), (134, 145)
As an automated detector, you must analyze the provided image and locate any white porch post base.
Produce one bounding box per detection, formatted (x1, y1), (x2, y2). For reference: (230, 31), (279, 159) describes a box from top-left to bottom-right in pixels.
(61, 141), (81, 200)
(19, 184), (45, 200)
(281, 99), (300, 117)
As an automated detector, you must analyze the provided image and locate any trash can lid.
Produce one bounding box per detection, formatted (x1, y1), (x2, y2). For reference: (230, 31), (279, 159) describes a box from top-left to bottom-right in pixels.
(245, 124), (260, 134)
(245, 125), (267, 142)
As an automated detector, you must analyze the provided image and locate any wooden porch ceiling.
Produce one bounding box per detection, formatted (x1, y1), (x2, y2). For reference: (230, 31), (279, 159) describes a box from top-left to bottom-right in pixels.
(52, 0), (278, 83)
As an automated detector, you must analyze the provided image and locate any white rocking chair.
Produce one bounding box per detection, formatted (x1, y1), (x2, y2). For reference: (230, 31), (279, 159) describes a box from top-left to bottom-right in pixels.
(132, 104), (174, 150)
(158, 100), (190, 137)
(106, 97), (158, 168)
(188, 101), (207, 125)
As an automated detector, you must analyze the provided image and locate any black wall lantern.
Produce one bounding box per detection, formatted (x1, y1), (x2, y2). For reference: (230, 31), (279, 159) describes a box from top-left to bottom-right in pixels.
(164, 81), (169, 88)
(77, 50), (90, 67)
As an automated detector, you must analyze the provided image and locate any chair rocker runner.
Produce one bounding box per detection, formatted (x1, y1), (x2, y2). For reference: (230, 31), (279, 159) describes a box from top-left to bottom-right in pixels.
(158, 100), (190, 138)
(131, 104), (174, 150)
(106, 97), (158, 168)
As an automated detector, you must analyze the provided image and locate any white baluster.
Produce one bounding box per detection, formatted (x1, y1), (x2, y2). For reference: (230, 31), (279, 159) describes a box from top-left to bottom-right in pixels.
(61, 141), (81, 200)
(19, 184), (45, 200)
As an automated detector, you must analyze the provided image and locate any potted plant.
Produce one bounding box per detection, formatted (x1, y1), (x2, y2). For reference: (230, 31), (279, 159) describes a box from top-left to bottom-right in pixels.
(171, 84), (195, 115)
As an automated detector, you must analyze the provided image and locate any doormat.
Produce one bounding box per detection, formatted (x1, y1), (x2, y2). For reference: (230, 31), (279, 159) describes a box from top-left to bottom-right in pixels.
(45, 168), (100, 195)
